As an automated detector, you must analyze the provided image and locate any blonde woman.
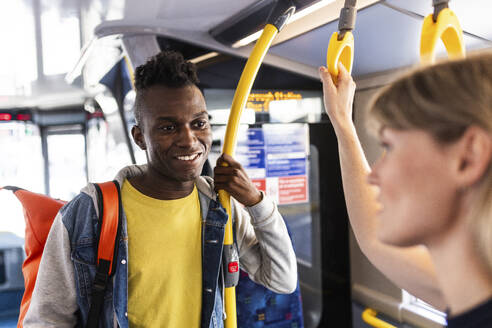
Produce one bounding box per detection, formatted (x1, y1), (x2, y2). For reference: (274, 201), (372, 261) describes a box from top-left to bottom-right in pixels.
(319, 54), (492, 327)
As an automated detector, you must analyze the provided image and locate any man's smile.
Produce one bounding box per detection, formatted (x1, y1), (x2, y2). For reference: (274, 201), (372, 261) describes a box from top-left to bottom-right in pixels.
(174, 152), (202, 162)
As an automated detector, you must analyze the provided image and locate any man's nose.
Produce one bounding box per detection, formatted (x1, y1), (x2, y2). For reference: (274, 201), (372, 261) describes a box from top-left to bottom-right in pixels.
(176, 125), (196, 147)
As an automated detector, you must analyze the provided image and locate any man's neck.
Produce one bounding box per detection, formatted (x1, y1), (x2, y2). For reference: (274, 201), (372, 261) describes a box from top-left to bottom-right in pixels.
(128, 169), (195, 200)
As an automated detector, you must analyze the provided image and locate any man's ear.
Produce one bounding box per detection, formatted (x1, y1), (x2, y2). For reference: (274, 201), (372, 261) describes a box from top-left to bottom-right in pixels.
(131, 125), (147, 150)
(454, 126), (492, 187)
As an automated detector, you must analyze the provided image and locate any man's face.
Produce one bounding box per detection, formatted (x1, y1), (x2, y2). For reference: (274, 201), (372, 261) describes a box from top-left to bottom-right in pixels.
(132, 84), (212, 183)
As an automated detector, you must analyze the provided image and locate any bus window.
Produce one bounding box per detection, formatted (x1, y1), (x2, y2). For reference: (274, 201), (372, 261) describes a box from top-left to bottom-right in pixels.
(0, 120), (40, 323)
(40, 0), (80, 76)
(0, 122), (44, 193)
(46, 129), (87, 200)
(87, 114), (111, 181)
(0, 121), (44, 239)
(93, 92), (137, 176)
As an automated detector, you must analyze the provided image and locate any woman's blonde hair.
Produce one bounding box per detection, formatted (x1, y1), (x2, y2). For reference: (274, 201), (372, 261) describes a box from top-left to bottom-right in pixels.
(369, 53), (492, 274)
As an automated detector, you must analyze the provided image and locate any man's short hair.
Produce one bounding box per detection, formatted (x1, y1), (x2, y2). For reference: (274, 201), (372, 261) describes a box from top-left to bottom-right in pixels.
(133, 50), (200, 125)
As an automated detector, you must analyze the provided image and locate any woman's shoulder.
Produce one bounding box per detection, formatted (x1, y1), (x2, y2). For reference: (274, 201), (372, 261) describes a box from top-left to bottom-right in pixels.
(447, 297), (492, 328)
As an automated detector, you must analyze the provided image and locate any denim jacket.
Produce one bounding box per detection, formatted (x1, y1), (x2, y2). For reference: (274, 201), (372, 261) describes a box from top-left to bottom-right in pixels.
(24, 165), (297, 327)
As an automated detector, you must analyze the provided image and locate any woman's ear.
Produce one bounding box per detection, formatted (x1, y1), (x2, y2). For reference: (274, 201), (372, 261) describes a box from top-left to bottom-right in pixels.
(454, 126), (492, 187)
(131, 125), (147, 150)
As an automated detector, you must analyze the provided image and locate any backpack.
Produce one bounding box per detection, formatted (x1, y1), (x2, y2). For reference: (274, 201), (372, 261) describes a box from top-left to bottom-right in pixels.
(2, 182), (121, 328)
(4, 182), (303, 328)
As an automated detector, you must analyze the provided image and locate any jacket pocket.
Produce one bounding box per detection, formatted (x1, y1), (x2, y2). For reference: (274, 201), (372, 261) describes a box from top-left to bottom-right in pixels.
(72, 242), (113, 301)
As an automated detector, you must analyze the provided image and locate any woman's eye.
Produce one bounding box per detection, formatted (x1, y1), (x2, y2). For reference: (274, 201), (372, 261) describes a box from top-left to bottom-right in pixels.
(380, 142), (392, 151)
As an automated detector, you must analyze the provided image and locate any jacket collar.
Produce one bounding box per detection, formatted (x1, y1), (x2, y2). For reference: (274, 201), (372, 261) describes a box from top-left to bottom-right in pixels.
(81, 164), (217, 213)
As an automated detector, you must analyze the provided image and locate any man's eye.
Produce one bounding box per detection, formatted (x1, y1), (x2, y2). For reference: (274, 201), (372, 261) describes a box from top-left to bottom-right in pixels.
(194, 120), (208, 128)
(159, 125), (175, 131)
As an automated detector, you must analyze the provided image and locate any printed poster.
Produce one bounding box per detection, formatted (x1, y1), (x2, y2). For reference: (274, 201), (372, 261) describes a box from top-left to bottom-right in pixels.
(234, 124), (309, 205)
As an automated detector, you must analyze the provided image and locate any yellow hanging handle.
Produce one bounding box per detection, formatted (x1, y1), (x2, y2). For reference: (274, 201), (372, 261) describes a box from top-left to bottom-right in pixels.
(220, 25), (278, 328)
(420, 7), (465, 65)
(220, 1), (295, 324)
(362, 308), (397, 328)
(327, 31), (354, 82)
(327, 0), (357, 82)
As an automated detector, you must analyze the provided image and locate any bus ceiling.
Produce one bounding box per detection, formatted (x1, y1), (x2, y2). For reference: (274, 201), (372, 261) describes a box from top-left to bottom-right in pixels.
(66, 0), (492, 88)
(66, 0), (382, 84)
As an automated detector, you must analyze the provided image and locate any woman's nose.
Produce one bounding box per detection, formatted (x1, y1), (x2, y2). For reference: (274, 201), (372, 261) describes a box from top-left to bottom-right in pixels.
(368, 160), (381, 186)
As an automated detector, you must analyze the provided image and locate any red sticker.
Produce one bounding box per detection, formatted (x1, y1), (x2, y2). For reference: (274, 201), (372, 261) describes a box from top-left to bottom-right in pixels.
(228, 261), (239, 273)
(252, 179), (266, 193)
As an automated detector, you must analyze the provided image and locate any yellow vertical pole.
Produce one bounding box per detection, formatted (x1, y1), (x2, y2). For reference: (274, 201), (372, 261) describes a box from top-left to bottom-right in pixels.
(220, 23), (279, 328)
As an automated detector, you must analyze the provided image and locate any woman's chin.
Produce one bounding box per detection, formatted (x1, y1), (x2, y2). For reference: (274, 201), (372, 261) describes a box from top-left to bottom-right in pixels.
(377, 229), (420, 248)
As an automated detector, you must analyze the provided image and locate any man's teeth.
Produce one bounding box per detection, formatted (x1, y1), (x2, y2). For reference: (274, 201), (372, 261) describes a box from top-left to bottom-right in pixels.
(177, 153), (200, 161)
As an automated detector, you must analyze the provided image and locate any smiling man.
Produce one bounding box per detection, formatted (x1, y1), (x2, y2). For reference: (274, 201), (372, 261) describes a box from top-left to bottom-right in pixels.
(24, 51), (297, 328)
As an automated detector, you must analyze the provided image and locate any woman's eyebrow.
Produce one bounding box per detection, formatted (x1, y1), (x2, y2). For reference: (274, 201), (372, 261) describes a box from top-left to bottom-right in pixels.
(378, 126), (386, 138)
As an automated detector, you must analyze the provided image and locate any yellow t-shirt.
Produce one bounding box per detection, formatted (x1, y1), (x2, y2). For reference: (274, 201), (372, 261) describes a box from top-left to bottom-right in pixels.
(122, 180), (202, 328)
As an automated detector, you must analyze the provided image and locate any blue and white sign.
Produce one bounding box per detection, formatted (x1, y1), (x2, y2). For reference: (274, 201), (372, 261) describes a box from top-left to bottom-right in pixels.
(231, 123), (309, 205)
(263, 124), (308, 177)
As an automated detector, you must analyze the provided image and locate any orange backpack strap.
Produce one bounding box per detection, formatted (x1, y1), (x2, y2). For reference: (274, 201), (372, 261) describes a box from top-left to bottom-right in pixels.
(86, 181), (122, 328)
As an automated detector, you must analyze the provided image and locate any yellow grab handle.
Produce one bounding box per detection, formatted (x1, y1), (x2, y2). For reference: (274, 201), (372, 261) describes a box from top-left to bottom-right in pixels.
(362, 308), (397, 328)
(326, 31), (354, 82)
(220, 23), (279, 328)
(123, 56), (135, 88)
(420, 8), (465, 65)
